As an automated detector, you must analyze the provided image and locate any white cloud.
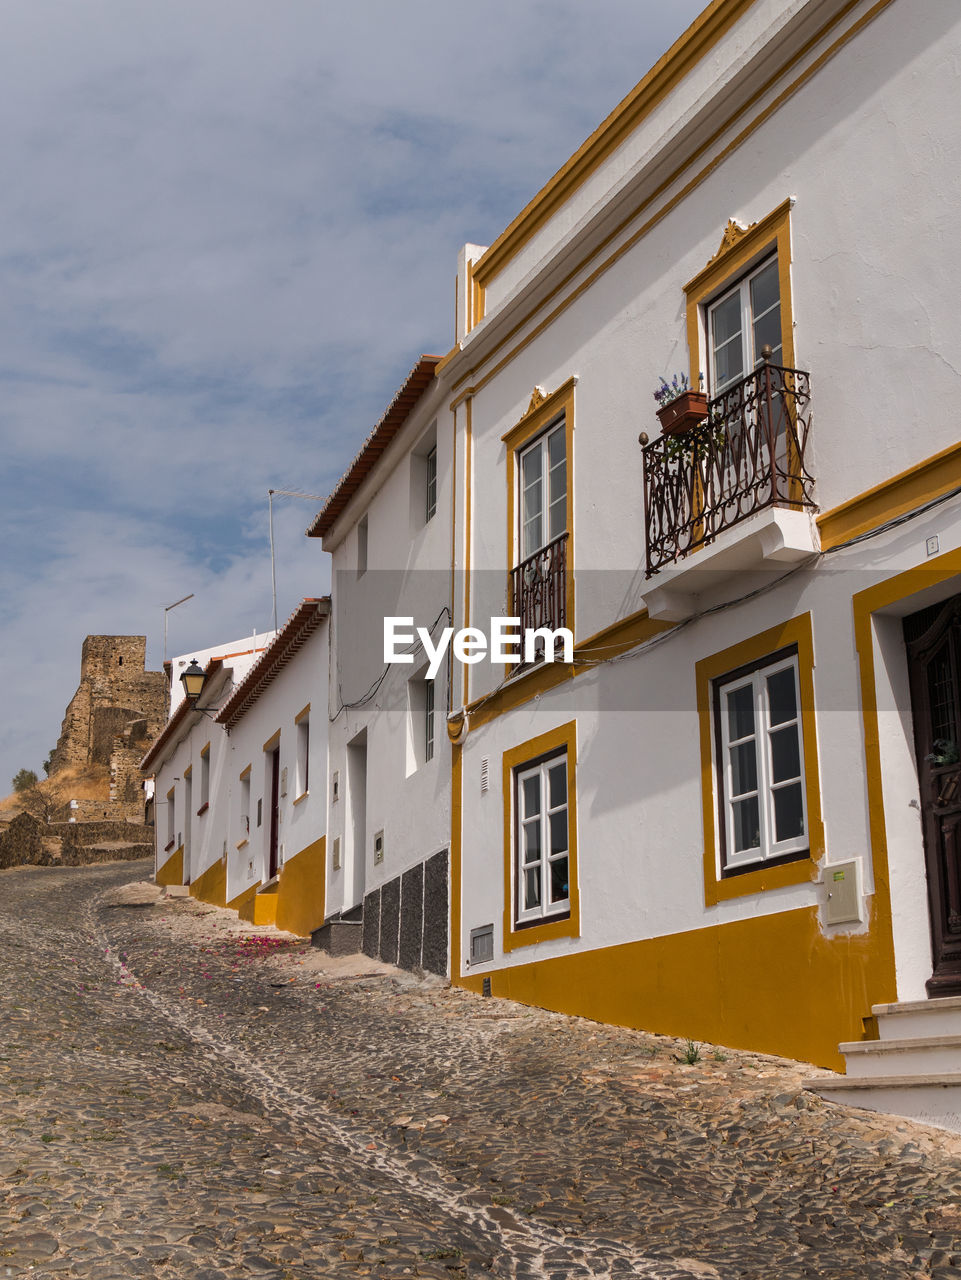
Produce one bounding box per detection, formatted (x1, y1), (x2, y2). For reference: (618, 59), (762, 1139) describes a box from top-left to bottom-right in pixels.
(0, 0), (704, 788)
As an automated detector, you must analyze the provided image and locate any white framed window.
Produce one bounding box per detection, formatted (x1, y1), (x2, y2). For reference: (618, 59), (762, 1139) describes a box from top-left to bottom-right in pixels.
(518, 419), (566, 562)
(239, 771), (250, 842)
(708, 255), (782, 395)
(296, 715), (310, 796)
(425, 445), (437, 524)
(199, 744), (210, 811)
(714, 648), (807, 873)
(514, 751), (570, 925)
(425, 678), (435, 763)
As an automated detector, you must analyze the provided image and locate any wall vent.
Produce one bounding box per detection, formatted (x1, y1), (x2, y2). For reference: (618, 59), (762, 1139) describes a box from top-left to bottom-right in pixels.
(332, 837), (341, 871)
(480, 757), (489, 794)
(470, 923), (494, 965)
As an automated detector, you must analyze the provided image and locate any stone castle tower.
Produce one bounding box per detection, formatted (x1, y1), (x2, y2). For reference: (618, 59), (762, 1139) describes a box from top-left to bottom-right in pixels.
(49, 636), (167, 819)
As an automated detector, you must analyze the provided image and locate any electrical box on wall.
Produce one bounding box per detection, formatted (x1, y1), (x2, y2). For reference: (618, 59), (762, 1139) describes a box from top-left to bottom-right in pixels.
(823, 858), (863, 925)
(373, 831), (384, 865)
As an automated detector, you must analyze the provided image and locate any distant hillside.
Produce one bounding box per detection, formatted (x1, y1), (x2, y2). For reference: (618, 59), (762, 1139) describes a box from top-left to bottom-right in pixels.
(0, 765), (110, 821)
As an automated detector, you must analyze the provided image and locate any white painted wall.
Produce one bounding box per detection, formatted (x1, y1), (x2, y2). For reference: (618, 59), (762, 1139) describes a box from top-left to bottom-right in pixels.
(221, 619), (329, 904)
(448, 0), (961, 999)
(150, 620), (329, 910)
(323, 381), (453, 922)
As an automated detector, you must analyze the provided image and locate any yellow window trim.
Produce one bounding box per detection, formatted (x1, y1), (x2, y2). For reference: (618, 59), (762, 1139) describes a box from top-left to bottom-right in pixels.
(684, 199), (795, 386)
(263, 729), (280, 752)
(239, 763), (251, 780)
(502, 720), (580, 952)
(696, 612), (823, 905)
(295, 703), (311, 724)
(183, 765), (192, 779)
(504, 378), (576, 642)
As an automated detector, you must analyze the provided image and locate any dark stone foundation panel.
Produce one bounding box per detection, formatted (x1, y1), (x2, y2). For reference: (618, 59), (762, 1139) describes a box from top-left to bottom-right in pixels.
(399, 863), (425, 972)
(362, 887), (381, 959)
(379, 877), (401, 966)
(422, 849), (449, 977)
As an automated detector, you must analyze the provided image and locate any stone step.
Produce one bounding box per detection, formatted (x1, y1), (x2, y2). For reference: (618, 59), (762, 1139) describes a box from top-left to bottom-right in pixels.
(311, 917), (363, 957)
(805, 1072), (961, 1134)
(839, 1033), (961, 1077)
(873, 994), (961, 1040)
(238, 882), (278, 927)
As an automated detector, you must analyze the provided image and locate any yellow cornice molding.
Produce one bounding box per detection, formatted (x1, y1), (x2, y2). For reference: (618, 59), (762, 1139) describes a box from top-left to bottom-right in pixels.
(473, 0), (759, 289)
(451, 0), (890, 398)
(818, 440), (961, 549)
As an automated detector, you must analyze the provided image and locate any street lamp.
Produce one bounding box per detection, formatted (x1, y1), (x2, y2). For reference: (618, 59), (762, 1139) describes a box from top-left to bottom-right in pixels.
(180, 659), (206, 702)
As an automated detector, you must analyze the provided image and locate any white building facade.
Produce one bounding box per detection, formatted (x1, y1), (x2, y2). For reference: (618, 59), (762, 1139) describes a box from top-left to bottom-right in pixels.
(307, 358), (453, 975)
(143, 602), (330, 936)
(438, 0), (961, 1079)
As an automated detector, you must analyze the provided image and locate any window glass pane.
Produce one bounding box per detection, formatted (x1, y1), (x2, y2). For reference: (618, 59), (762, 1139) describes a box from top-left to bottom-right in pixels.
(548, 498), (566, 543)
(726, 684), (755, 740)
(522, 775), (540, 818)
(548, 762), (566, 809)
(548, 424), (565, 469)
(767, 667), (798, 726)
(730, 741), (758, 797)
(523, 514), (543, 559)
(524, 866), (541, 910)
(732, 795), (761, 852)
(549, 810), (567, 857)
(770, 725), (801, 784)
(753, 308), (782, 364)
(712, 291), (742, 348)
(773, 782), (805, 842)
(550, 856), (569, 903)
(750, 259), (779, 320)
(522, 818), (541, 863)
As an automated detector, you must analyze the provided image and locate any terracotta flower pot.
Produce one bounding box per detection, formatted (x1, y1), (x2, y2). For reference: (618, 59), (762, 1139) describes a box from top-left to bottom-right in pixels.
(656, 390), (709, 436)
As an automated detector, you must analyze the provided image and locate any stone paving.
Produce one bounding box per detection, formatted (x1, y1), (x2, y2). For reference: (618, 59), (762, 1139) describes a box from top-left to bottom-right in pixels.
(2, 861), (961, 1279)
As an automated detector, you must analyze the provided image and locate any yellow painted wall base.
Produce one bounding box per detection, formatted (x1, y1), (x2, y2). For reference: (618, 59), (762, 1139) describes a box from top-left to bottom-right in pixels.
(458, 906), (893, 1071)
(238, 885), (278, 926)
(155, 846), (183, 888)
(227, 882), (258, 919)
(188, 857), (227, 908)
(275, 837), (326, 937)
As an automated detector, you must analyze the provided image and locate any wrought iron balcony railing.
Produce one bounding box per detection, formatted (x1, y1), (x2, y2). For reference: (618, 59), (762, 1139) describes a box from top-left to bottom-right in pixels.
(511, 532), (568, 642)
(642, 362), (814, 577)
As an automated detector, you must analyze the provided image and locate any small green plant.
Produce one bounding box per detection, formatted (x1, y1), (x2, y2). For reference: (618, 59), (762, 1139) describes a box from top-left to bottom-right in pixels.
(712, 1049), (727, 1062)
(681, 1039), (701, 1065)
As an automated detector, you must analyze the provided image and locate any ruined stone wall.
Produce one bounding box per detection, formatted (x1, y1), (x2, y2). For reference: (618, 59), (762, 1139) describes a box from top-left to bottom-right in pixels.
(49, 636), (167, 776)
(0, 814), (152, 870)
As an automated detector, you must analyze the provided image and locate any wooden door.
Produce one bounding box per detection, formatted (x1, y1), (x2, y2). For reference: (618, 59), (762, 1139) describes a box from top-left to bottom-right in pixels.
(268, 749), (280, 880)
(904, 594), (961, 997)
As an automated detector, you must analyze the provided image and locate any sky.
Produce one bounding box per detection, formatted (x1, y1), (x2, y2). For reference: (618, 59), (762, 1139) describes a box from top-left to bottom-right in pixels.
(0, 0), (705, 790)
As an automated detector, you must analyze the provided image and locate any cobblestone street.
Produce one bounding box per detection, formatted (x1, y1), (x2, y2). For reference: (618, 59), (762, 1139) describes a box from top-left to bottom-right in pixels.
(2, 861), (961, 1279)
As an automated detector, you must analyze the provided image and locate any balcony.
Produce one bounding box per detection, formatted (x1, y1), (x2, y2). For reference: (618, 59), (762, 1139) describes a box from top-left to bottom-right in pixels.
(640, 363), (817, 619)
(511, 532), (568, 645)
